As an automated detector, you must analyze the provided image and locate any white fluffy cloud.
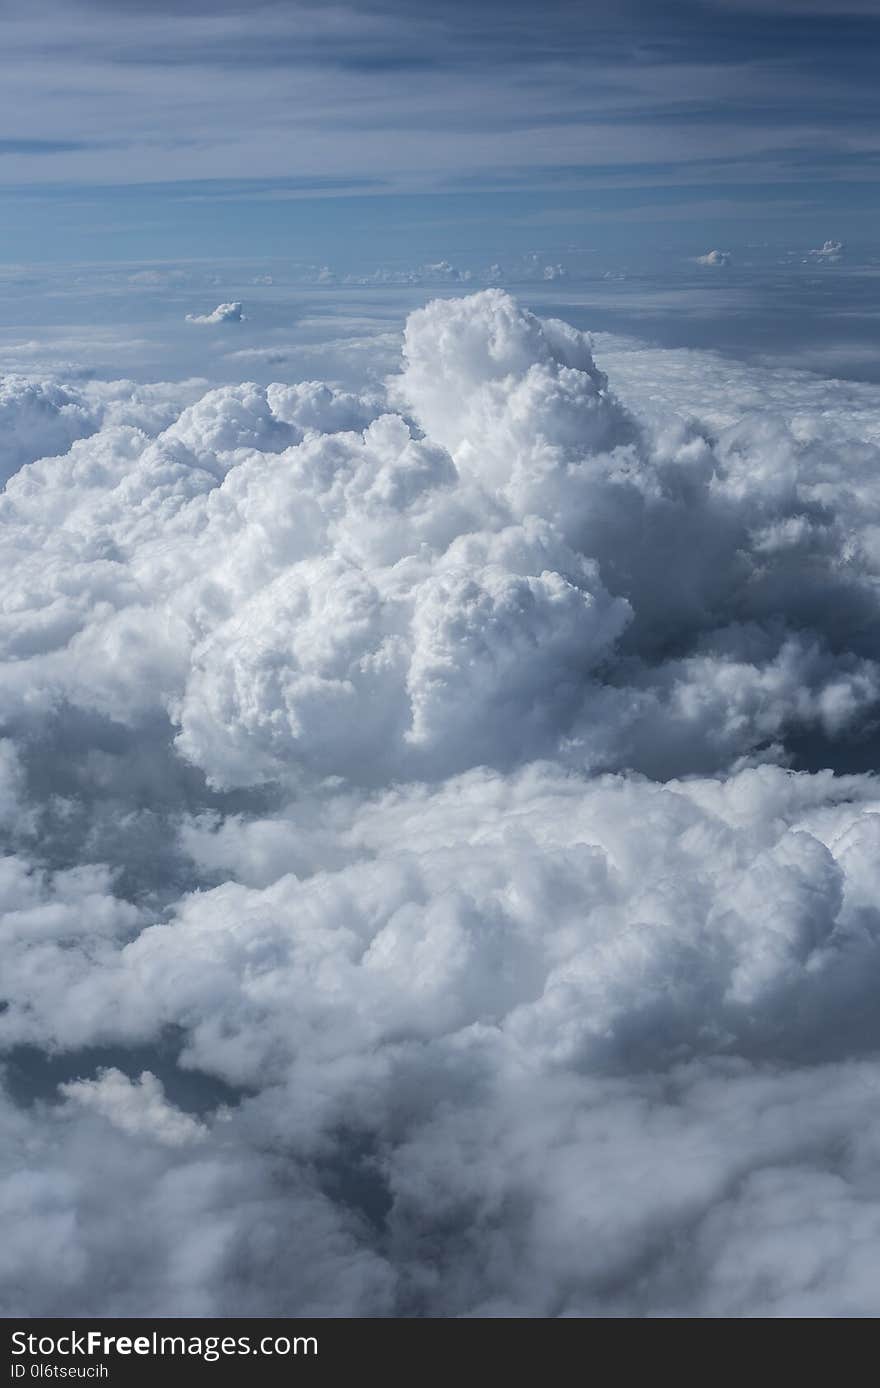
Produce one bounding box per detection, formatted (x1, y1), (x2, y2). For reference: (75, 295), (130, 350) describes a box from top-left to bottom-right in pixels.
(4, 289), (880, 1316)
(0, 374), (206, 487)
(185, 302), (245, 325)
(810, 239), (844, 263)
(60, 1069), (207, 1147)
(696, 249), (732, 266)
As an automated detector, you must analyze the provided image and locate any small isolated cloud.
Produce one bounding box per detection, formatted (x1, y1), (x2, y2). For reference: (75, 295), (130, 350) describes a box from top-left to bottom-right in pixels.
(810, 239), (844, 263)
(185, 301), (245, 325)
(543, 263), (568, 280)
(423, 260), (471, 282)
(696, 249), (732, 267)
(252, 275), (273, 286)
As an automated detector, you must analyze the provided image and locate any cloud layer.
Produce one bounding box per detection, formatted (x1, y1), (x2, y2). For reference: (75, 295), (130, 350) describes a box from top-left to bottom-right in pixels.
(3, 289), (880, 1316)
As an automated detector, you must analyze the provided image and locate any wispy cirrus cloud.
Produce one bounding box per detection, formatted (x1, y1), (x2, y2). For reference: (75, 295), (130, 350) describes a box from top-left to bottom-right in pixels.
(0, 0), (877, 198)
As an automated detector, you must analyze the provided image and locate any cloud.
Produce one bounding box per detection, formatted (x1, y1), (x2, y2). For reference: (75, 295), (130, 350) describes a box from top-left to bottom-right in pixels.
(1, 0), (878, 229)
(60, 1069), (208, 1147)
(0, 376), (95, 487)
(8, 762), (880, 1315)
(809, 239), (844, 263)
(422, 261), (472, 283)
(0, 374), (205, 487)
(185, 301), (245, 325)
(322, 262), (475, 288)
(5, 289), (880, 1315)
(696, 248), (732, 266)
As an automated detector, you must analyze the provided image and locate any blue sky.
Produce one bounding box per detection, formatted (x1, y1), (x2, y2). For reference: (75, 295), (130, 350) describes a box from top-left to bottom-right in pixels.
(1, 0), (879, 266)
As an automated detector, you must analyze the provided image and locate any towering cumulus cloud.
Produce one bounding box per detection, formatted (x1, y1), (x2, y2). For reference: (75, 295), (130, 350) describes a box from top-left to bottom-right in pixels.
(4, 291), (880, 1316)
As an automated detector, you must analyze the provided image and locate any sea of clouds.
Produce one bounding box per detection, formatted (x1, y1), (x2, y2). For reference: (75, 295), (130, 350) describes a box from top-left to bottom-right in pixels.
(4, 289), (880, 1316)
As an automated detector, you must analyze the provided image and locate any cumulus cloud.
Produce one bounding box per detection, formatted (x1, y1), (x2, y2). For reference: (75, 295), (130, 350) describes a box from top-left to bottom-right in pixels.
(422, 260), (472, 283)
(696, 249), (732, 266)
(185, 302), (245, 325)
(0, 376), (94, 486)
(0, 374), (205, 487)
(4, 289), (880, 1316)
(810, 239), (844, 263)
(60, 1069), (208, 1147)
